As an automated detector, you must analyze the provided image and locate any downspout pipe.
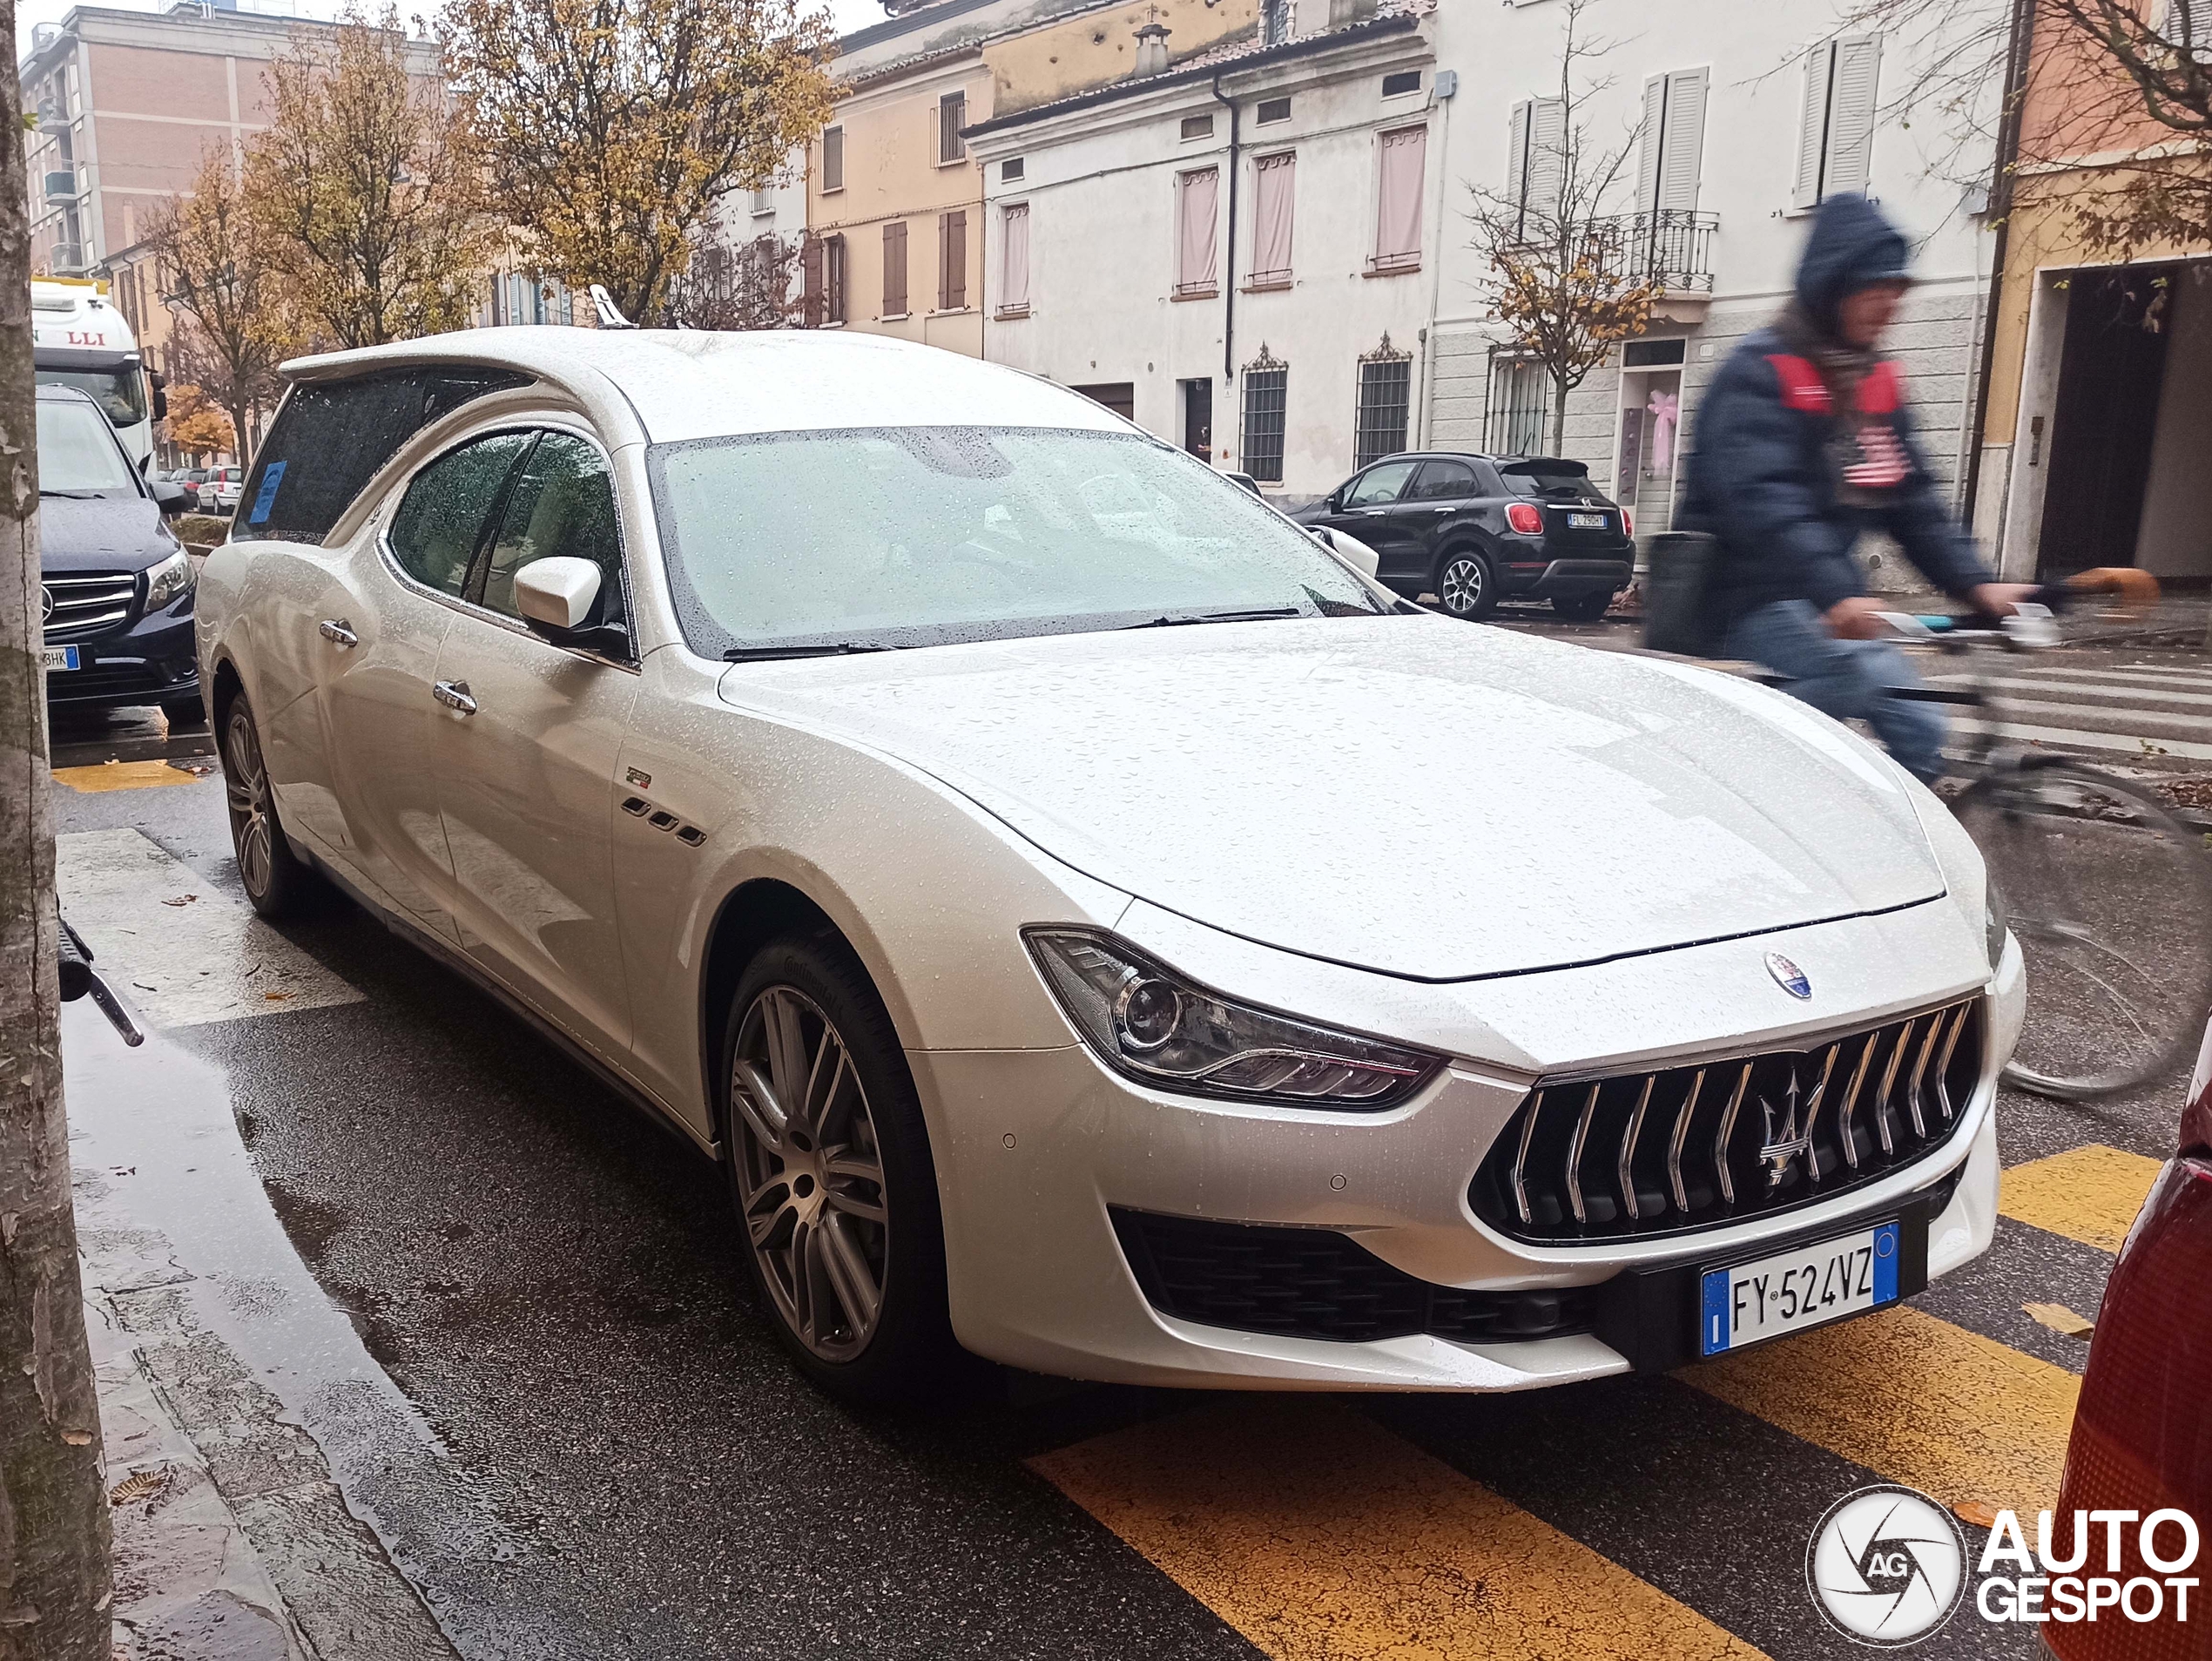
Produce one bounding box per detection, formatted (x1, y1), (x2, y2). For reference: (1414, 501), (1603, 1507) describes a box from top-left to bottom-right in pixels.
(1963, 0), (2036, 533)
(1211, 73), (1241, 394)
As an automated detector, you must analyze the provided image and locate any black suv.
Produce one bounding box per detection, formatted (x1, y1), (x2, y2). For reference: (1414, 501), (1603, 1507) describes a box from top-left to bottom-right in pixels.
(1294, 451), (1635, 621)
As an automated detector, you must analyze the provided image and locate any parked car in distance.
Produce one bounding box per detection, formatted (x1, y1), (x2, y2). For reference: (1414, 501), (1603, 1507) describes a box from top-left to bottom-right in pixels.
(1295, 451), (1635, 623)
(206, 464), (245, 514)
(2047, 1016), (2212, 1658)
(37, 385), (200, 725)
(179, 467), (211, 510)
(199, 328), (2018, 1408)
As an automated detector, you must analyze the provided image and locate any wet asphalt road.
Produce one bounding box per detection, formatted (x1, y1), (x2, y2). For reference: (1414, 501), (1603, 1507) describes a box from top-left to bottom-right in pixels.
(49, 687), (2206, 1661)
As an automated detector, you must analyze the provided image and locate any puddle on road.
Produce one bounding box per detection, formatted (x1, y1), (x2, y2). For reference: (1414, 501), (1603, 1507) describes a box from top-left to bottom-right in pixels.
(63, 1000), (516, 1654)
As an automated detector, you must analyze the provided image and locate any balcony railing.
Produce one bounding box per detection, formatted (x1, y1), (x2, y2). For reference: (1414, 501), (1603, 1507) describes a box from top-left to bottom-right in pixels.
(42, 170), (75, 203)
(1610, 208), (1717, 294)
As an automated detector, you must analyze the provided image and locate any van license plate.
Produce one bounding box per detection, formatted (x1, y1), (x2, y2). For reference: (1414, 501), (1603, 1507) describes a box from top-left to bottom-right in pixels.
(1566, 511), (1608, 530)
(1698, 1220), (1898, 1356)
(41, 645), (79, 672)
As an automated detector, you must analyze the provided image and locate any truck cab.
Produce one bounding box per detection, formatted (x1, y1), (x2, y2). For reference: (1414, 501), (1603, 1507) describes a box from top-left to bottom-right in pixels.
(31, 277), (162, 470)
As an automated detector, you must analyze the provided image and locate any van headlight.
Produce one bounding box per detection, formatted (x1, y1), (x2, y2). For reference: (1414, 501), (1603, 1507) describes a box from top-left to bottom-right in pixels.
(1025, 927), (1441, 1109)
(144, 550), (194, 611)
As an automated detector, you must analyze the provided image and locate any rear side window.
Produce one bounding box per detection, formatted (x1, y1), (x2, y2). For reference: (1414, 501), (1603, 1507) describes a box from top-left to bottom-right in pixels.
(386, 432), (534, 597)
(1409, 461), (1478, 501)
(235, 367), (531, 544)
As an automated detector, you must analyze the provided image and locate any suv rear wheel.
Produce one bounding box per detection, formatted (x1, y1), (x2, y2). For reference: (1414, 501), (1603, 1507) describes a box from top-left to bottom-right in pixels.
(219, 692), (317, 919)
(1434, 548), (1497, 620)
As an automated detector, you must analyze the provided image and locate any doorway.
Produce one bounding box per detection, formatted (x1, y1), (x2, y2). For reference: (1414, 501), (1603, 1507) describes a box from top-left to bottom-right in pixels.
(2037, 267), (2173, 580)
(1181, 377), (1212, 463)
(1614, 338), (1687, 535)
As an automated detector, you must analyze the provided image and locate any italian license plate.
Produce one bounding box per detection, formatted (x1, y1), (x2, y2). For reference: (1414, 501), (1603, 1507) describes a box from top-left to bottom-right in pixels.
(40, 645), (79, 672)
(1565, 511), (1608, 530)
(1698, 1220), (1899, 1356)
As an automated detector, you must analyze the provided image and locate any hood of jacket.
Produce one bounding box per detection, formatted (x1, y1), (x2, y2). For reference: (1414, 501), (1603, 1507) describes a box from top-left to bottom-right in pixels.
(1794, 193), (1913, 336)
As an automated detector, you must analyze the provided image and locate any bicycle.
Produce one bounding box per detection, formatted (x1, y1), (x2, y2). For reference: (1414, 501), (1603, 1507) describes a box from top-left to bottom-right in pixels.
(1875, 570), (2212, 1099)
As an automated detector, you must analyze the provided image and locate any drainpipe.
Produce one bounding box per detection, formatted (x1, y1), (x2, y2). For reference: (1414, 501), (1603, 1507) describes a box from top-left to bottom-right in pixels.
(1211, 73), (1241, 397)
(1962, 0), (2035, 536)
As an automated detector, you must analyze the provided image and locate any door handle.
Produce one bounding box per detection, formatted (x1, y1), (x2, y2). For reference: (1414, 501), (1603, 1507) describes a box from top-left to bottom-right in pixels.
(318, 618), (358, 648)
(432, 679), (477, 716)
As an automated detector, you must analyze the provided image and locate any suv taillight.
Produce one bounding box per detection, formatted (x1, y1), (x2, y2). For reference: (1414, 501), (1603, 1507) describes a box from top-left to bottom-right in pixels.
(1623, 508), (1634, 537)
(1505, 503), (1543, 535)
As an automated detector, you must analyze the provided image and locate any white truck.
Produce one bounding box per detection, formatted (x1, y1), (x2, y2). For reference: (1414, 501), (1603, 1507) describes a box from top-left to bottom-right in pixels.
(32, 277), (164, 470)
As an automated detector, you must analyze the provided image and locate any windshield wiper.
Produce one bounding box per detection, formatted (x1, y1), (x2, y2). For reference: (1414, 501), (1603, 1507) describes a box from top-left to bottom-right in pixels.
(722, 642), (893, 662)
(1124, 607), (1302, 630)
(40, 489), (103, 499)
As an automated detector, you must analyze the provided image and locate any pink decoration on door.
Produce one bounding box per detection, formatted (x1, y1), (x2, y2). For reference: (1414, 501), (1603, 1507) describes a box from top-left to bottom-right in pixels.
(1646, 388), (1680, 473)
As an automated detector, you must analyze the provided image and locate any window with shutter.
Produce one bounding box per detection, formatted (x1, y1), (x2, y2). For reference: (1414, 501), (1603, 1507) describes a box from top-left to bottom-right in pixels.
(1174, 168), (1219, 296)
(821, 125), (844, 193)
(998, 204), (1029, 316)
(801, 237), (825, 327)
(1250, 153), (1295, 287)
(1371, 127), (1426, 273)
(1507, 98), (1565, 239)
(1506, 101), (1531, 227)
(939, 211), (967, 309)
(940, 91), (968, 165)
(826, 234), (846, 325)
(1793, 37), (1879, 207)
(882, 221), (907, 317)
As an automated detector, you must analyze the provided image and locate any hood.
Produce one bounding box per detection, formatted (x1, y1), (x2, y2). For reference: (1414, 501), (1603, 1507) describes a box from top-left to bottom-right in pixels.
(716, 618), (1947, 982)
(1794, 192), (1913, 335)
(38, 495), (179, 575)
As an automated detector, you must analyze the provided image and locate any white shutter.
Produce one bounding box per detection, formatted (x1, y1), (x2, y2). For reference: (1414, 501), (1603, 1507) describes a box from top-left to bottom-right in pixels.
(1506, 100), (1531, 226)
(1824, 35), (1882, 198)
(1658, 66), (1708, 212)
(1526, 97), (1567, 223)
(1792, 40), (1834, 210)
(1635, 76), (1666, 218)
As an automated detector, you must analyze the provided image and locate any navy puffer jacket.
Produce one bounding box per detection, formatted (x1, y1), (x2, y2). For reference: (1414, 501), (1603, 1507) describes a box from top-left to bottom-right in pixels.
(1677, 194), (1993, 629)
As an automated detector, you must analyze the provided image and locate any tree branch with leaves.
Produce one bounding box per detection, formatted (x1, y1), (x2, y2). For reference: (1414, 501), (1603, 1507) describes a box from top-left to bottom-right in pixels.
(1462, 0), (1656, 455)
(442, 0), (838, 327)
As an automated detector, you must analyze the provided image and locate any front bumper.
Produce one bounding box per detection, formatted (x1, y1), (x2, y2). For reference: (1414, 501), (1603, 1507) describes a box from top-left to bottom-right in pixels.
(45, 600), (200, 712)
(911, 908), (2020, 1391)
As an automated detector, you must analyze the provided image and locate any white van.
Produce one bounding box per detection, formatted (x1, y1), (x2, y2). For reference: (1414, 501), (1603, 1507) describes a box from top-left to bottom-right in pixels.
(32, 277), (163, 470)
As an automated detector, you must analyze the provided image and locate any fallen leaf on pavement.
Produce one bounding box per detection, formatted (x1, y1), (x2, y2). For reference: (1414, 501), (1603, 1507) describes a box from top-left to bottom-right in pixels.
(109, 1467), (174, 1508)
(2024, 1301), (2095, 1339)
(1955, 1500), (2000, 1529)
(158, 895), (198, 908)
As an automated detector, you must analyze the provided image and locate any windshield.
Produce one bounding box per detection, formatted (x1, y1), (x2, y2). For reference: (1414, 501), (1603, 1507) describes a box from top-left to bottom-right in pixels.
(650, 426), (1389, 654)
(37, 363), (147, 429)
(1501, 461), (1597, 500)
(37, 398), (139, 494)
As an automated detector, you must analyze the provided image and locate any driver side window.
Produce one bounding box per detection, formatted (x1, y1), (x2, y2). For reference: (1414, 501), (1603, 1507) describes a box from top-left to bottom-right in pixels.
(1344, 460), (1419, 509)
(475, 433), (626, 627)
(387, 431), (532, 597)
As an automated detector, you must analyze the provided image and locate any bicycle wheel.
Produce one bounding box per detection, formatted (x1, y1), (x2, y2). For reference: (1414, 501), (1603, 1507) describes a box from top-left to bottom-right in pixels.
(1952, 762), (2212, 1099)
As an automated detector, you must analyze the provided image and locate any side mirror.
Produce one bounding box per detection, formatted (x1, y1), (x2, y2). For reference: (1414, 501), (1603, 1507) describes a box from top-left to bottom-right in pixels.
(148, 368), (168, 422)
(514, 556), (603, 632)
(1311, 525), (1380, 579)
(151, 480), (188, 513)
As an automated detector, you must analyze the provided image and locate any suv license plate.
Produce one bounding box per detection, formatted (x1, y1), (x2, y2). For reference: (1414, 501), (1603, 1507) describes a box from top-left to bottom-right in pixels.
(40, 645), (80, 672)
(1698, 1220), (1898, 1356)
(1566, 511), (1608, 530)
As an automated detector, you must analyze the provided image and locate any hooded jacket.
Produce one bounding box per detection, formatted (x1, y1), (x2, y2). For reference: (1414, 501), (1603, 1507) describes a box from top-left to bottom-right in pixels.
(1677, 193), (1993, 627)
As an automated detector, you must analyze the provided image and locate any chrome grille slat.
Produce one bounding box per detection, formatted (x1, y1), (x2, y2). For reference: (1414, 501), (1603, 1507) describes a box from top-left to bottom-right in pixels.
(43, 571), (138, 642)
(1474, 997), (1984, 1244)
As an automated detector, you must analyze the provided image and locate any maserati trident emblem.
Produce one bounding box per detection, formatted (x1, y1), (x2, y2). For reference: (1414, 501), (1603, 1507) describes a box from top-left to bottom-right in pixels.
(1758, 1074), (1815, 1189)
(1765, 951), (1812, 999)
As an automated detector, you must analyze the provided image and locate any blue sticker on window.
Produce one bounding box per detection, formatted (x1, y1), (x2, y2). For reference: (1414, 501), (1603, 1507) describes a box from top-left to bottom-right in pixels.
(248, 460), (287, 526)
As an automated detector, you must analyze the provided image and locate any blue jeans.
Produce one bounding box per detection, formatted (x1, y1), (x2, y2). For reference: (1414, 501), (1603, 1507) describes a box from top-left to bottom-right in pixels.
(1724, 599), (1948, 783)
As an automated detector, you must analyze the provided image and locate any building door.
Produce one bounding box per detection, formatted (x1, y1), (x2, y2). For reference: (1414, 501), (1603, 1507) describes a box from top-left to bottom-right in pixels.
(1615, 339), (1687, 537)
(2038, 267), (2173, 579)
(1072, 382), (1136, 422)
(1181, 378), (1212, 462)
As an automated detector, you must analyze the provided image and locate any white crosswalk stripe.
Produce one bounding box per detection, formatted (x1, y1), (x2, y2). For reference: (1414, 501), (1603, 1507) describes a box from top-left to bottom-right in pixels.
(1925, 658), (2212, 762)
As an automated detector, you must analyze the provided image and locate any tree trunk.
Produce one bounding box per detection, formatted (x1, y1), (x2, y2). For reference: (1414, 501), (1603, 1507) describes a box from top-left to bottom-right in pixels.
(0, 0), (114, 1651)
(1551, 375), (1569, 458)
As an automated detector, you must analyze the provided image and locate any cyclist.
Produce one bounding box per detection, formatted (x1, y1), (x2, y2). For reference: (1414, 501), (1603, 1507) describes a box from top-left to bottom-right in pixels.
(1679, 193), (2034, 782)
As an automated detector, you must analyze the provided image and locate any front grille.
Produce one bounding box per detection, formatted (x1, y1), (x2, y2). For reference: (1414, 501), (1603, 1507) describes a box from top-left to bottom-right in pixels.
(1110, 1207), (1594, 1344)
(1471, 998), (1983, 1245)
(44, 572), (138, 641)
(47, 659), (166, 700)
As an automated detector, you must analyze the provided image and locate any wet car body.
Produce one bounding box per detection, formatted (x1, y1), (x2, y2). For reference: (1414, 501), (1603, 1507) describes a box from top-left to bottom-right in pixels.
(196, 328), (2018, 1401)
(1296, 451), (1635, 622)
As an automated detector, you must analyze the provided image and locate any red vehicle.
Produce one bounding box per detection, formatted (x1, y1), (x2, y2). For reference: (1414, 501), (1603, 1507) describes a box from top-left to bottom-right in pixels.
(2051, 1021), (2212, 1660)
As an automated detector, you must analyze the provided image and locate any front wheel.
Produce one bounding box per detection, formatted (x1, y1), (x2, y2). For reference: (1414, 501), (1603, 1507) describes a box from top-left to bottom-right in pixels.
(720, 935), (967, 1402)
(1952, 763), (2212, 1099)
(1433, 549), (1497, 620)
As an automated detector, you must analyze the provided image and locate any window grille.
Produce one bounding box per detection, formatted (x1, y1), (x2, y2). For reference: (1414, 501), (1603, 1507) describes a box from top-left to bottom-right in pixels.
(1355, 354), (1411, 469)
(940, 92), (968, 165)
(1242, 358), (1287, 483)
(1487, 356), (1548, 455)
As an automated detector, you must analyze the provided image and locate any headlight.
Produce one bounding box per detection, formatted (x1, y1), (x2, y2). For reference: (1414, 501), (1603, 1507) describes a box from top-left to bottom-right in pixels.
(1985, 873), (2011, 969)
(144, 550), (194, 611)
(1025, 926), (1442, 1110)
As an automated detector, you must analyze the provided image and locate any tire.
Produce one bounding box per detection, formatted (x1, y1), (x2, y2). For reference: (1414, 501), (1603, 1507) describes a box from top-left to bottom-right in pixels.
(159, 692), (207, 731)
(1433, 547), (1497, 620)
(1952, 763), (2212, 1099)
(1550, 591), (1614, 623)
(219, 692), (316, 920)
(719, 935), (967, 1403)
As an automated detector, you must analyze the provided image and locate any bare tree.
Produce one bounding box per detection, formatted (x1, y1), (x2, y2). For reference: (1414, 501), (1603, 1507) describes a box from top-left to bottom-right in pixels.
(1462, 0), (1657, 454)
(0, 3), (113, 1655)
(1833, 0), (2212, 259)
(665, 229), (804, 330)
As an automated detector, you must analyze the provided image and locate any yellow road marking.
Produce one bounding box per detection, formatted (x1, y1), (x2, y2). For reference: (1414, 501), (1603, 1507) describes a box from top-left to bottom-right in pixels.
(1030, 1398), (1765, 1661)
(2000, 1144), (2163, 1253)
(1686, 1303), (2079, 1516)
(52, 760), (207, 793)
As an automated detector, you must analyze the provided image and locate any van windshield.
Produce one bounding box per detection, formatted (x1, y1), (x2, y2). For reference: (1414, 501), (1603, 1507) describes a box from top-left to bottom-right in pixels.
(37, 363), (146, 428)
(650, 426), (1389, 656)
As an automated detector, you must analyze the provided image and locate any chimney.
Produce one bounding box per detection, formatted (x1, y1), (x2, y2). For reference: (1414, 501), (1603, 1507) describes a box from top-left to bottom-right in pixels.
(1132, 17), (1171, 77)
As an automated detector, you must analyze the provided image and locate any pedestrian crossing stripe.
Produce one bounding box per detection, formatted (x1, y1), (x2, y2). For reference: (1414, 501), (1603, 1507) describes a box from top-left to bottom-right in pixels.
(1952, 719), (2212, 761)
(1959, 693), (2212, 733)
(1999, 1143), (2165, 1253)
(1934, 673), (2212, 709)
(1031, 1398), (1768, 1661)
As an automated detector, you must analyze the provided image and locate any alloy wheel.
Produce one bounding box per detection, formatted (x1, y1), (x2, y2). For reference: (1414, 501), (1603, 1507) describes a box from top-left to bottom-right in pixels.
(728, 985), (891, 1362)
(1440, 556), (1486, 617)
(224, 706), (276, 900)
